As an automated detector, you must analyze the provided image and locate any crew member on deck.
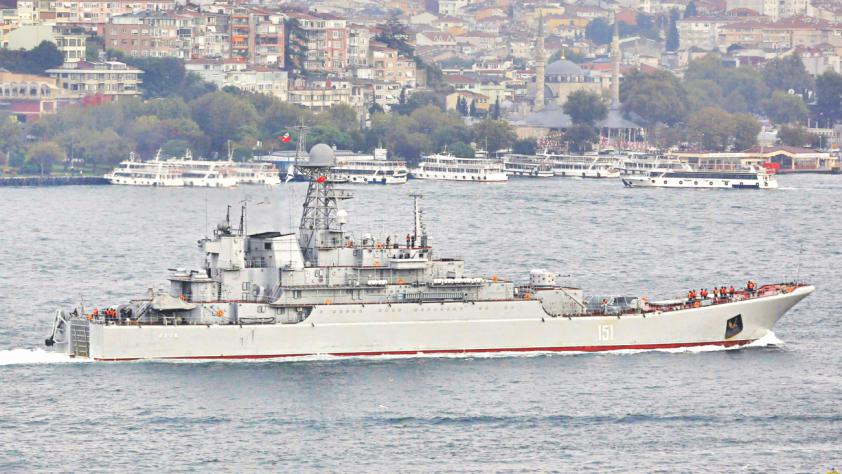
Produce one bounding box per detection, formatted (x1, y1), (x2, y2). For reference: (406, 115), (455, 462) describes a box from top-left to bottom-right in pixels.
(729, 286), (735, 298)
(712, 287), (719, 299)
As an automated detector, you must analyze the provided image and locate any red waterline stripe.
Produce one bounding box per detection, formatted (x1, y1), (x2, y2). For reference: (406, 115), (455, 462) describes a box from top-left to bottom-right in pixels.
(93, 339), (754, 361)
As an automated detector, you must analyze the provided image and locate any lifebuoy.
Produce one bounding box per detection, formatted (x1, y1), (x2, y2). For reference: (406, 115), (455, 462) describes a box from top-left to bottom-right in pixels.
(215, 309), (225, 317)
(324, 298), (333, 305)
(524, 293), (532, 300)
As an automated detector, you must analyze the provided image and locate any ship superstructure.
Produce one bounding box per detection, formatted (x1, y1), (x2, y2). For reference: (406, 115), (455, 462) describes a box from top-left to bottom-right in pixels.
(47, 144), (812, 361)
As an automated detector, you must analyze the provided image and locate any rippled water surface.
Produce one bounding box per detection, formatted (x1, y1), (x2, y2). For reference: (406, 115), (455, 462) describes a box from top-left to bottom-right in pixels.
(1, 176), (840, 472)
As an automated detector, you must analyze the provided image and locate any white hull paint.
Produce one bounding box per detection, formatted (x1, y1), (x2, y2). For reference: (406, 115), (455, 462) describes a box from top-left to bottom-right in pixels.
(623, 171), (778, 189)
(410, 170), (508, 182)
(87, 286), (812, 361)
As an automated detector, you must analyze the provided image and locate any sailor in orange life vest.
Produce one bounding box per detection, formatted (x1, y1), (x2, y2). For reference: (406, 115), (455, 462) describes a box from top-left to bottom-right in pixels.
(729, 286), (735, 298)
(746, 280), (756, 294)
(700, 288), (709, 299)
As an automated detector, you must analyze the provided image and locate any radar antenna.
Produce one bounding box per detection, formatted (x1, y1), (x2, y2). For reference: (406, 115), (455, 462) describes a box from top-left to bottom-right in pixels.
(296, 144), (351, 262)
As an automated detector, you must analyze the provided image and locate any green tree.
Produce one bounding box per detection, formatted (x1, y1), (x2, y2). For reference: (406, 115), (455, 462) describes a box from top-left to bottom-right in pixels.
(128, 57), (186, 98)
(666, 9), (680, 51)
(306, 125), (354, 150)
(391, 90), (446, 115)
(320, 104), (360, 133)
(688, 107), (735, 151)
(563, 90), (607, 125)
(684, 79), (723, 113)
(565, 124), (599, 152)
(375, 14), (414, 58)
(684, 1), (698, 18)
(190, 92), (259, 153)
(814, 70), (842, 124)
(721, 67), (768, 113)
(492, 97), (501, 119)
(512, 138), (537, 155)
(448, 141), (475, 158)
(733, 113), (760, 150)
(472, 119), (517, 153)
(763, 91), (809, 124)
(0, 41), (64, 74)
(762, 54), (814, 94)
(685, 54), (723, 83)
(620, 69), (687, 125)
(585, 19), (612, 45)
(26, 141), (65, 175)
(778, 124), (814, 147)
(0, 117), (24, 167)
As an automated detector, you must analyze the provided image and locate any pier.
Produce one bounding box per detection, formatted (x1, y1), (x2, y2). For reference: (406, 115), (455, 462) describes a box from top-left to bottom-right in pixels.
(0, 176), (110, 187)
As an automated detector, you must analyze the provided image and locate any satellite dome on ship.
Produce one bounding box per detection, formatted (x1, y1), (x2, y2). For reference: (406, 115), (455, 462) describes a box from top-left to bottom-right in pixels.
(302, 143), (336, 167)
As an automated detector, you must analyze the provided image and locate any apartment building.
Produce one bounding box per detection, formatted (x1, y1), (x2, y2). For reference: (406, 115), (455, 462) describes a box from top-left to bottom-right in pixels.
(104, 11), (195, 59)
(46, 60), (142, 97)
(229, 6), (284, 68)
(16, 0), (177, 29)
(288, 13), (349, 74)
(370, 43), (416, 87)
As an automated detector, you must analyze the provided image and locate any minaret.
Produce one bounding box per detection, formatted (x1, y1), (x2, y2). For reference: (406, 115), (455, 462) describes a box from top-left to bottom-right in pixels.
(611, 20), (621, 109)
(534, 12), (545, 111)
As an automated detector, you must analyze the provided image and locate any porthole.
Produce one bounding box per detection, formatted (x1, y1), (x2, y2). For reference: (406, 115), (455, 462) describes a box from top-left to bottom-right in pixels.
(679, 180), (683, 184)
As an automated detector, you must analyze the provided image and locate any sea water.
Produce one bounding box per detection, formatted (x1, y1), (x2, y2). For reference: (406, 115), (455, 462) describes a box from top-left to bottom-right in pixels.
(0, 176), (840, 472)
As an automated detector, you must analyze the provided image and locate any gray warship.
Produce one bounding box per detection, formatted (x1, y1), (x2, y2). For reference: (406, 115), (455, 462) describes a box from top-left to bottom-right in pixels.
(45, 144), (814, 360)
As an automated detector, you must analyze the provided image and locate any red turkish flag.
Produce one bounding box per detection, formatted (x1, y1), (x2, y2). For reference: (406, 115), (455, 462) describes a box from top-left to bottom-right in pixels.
(316, 176), (327, 183)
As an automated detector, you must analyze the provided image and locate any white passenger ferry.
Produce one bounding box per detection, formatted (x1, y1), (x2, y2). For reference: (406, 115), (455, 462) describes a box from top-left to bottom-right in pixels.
(547, 153), (621, 178)
(619, 154), (692, 175)
(231, 161), (281, 185)
(104, 152), (184, 186)
(622, 168), (778, 189)
(166, 151), (239, 188)
(412, 153), (508, 182)
(502, 154), (554, 177)
(333, 148), (408, 184)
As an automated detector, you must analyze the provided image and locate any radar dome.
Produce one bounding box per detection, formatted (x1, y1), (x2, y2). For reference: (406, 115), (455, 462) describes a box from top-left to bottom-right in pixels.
(303, 143), (336, 167)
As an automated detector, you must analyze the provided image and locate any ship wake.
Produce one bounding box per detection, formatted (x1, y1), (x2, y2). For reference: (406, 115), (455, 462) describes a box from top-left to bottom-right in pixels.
(0, 348), (92, 366)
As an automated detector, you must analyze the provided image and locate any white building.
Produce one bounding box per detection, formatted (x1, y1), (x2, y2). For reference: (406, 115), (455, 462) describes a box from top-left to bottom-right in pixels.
(46, 60), (142, 97)
(5, 25), (87, 62)
(185, 59), (288, 100)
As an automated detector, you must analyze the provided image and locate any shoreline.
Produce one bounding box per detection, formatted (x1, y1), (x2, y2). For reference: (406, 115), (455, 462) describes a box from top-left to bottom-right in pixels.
(0, 176), (110, 187)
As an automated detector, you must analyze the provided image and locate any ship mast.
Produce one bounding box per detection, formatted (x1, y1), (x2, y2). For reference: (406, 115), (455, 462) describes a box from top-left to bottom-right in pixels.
(296, 144), (346, 263)
(410, 193), (428, 248)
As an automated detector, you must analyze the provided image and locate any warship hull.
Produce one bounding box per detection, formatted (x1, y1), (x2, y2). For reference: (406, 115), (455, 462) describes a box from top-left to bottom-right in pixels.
(76, 286), (811, 361)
